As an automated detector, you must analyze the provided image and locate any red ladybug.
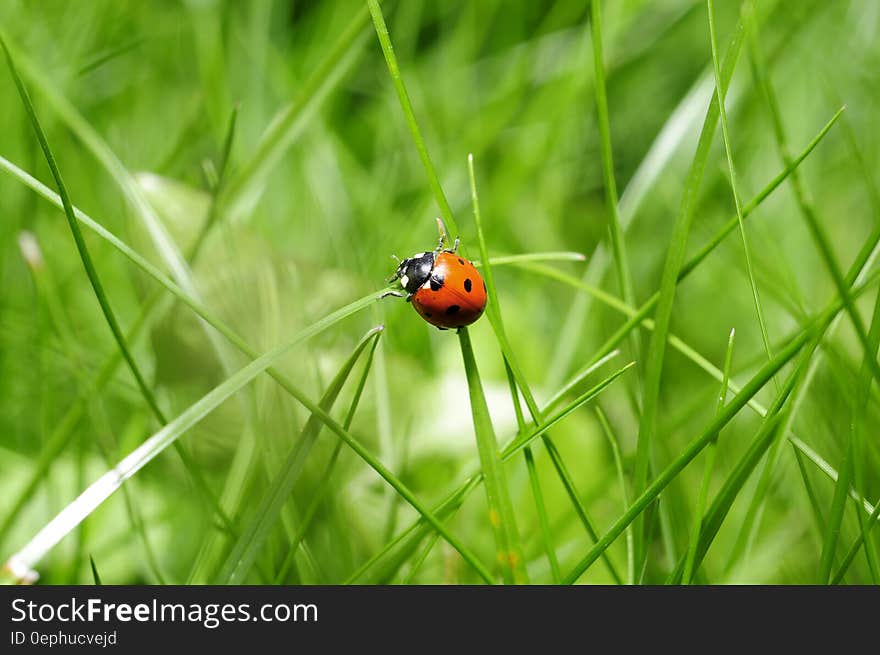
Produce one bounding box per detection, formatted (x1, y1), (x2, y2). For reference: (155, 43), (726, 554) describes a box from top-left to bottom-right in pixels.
(389, 237), (487, 330)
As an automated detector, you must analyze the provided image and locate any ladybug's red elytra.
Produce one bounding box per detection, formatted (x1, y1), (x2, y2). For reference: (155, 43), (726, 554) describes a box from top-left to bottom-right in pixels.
(388, 236), (487, 330)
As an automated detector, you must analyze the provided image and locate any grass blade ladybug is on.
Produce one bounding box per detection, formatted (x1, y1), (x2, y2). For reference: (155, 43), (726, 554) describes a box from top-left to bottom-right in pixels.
(388, 235), (487, 330)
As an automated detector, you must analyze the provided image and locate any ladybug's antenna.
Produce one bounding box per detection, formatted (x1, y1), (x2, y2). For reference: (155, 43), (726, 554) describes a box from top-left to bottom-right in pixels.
(390, 254), (401, 263)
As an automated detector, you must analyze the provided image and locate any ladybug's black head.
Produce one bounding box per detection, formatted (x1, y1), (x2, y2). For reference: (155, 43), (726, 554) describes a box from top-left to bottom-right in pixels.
(395, 251), (435, 294)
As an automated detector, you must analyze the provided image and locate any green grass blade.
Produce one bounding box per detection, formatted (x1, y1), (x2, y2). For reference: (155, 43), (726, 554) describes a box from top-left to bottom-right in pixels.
(0, 105), (243, 548)
(189, 104), (239, 262)
(505, 359), (560, 583)
(678, 108), (844, 282)
(220, 327), (383, 584)
(367, 0), (456, 234)
(89, 555), (102, 585)
(502, 363), (634, 461)
(458, 328), (527, 584)
(541, 350), (622, 416)
(632, 3), (749, 577)
(474, 252), (586, 267)
(682, 327), (735, 584)
(707, 0), (774, 370)
(749, 17), (880, 579)
(590, 0), (637, 330)
(595, 406), (634, 584)
(401, 532), (443, 584)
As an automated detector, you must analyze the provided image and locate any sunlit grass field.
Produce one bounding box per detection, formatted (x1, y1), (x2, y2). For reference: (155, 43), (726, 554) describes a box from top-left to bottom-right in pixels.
(1, 0), (879, 585)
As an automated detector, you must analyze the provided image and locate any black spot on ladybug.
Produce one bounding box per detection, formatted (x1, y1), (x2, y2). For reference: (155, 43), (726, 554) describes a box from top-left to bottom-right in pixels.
(445, 304), (461, 315)
(430, 276), (444, 291)
(425, 312), (432, 318)
(463, 278), (472, 293)
(458, 258), (465, 265)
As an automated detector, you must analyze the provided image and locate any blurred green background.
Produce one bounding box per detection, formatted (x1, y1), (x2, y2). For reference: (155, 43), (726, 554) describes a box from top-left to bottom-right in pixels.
(1, 0), (879, 584)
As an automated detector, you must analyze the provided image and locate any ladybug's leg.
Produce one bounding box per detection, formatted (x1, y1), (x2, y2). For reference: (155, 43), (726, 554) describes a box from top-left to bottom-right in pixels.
(380, 289), (405, 300)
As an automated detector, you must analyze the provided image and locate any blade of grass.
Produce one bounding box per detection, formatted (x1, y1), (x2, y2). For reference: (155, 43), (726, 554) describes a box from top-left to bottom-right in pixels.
(682, 327), (735, 584)
(741, 18), (880, 572)
(88, 555), (102, 585)
(220, 327), (383, 584)
(471, 252), (586, 267)
(504, 360), (560, 583)
(458, 328), (527, 584)
(274, 332), (382, 584)
(19, 240), (171, 584)
(3, 37), (195, 295)
(366, 0), (456, 233)
(595, 406), (634, 584)
(707, 0), (774, 372)
(792, 446), (829, 547)
(590, 0), (637, 354)
(401, 532), (443, 584)
(632, 2), (750, 578)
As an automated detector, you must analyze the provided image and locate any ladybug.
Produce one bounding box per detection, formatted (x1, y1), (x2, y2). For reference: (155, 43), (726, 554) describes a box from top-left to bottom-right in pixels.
(389, 236), (487, 330)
